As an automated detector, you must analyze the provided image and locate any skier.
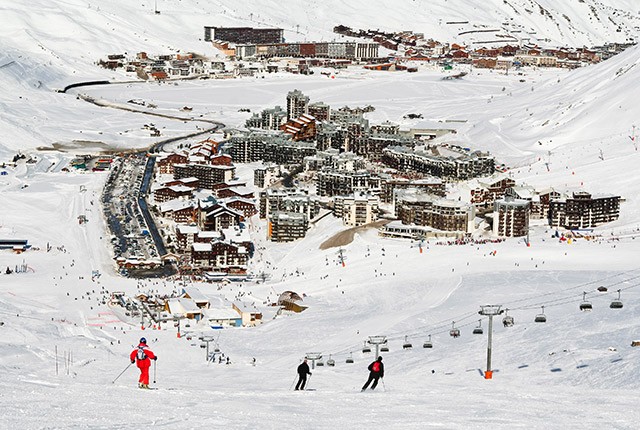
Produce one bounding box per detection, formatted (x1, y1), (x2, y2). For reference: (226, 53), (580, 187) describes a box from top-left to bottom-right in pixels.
(130, 337), (157, 389)
(361, 356), (384, 391)
(295, 359), (312, 391)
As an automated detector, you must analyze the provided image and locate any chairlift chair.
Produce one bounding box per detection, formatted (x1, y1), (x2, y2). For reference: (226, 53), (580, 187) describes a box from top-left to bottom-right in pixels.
(214, 347), (221, 353)
(502, 309), (514, 327)
(579, 292), (593, 311)
(346, 353), (354, 364)
(403, 335), (413, 349)
(423, 334), (433, 349)
(610, 289), (623, 309)
(316, 359), (325, 367)
(200, 342), (206, 349)
(473, 320), (484, 335)
(597, 286), (608, 292)
(449, 321), (460, 338)
(327, 355), (336, 367)
(380, 340), (390, 353)
(534, 306), (547, 323)
(362, 341), (371, 354)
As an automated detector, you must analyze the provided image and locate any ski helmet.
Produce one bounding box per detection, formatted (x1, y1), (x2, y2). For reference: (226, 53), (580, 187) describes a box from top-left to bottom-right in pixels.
(140, 337), (147, 344)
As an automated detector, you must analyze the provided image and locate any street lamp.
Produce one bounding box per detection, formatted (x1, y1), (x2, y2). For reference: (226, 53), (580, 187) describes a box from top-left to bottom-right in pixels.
(478, 305), (503, 379)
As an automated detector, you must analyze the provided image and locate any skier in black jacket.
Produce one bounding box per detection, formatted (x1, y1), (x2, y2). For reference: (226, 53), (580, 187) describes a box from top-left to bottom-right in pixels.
(361, 356), (384, 391)
(295, 359), (312, 390)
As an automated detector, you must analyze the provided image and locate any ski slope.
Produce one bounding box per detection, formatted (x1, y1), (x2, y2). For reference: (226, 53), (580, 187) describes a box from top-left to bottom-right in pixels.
(2, 1), (640, 428)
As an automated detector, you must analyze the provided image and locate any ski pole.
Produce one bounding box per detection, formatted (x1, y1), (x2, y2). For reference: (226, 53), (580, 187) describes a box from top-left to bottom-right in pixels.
(306, 374), (312, 390)
(290, 375), (298, 391)
(112, 362), (133, 384)
(381, 378), (387, 392)
(153, 360), (157, 384)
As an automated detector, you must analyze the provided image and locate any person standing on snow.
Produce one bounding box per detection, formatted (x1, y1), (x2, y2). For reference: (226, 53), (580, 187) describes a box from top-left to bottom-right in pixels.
(295, 359), (312, 391)
(361, 356), (384, 391)
(130, 337), (157, 389)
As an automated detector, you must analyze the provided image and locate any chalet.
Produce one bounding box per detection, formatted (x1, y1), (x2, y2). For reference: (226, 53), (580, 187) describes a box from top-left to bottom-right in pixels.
(224, 197), (258, 219)
(216, 186), (254, 200)
(154, 184), (194, 203)
(232, 301), (263, 327)
(277, 291), (308, 313)
(200, 204), (242, 231)
(159, 199), (197, 223)
(182, 287), (210, 309)
(165, 298), (202, 320)
(201, 308), (242, 328)
(157, 153), (188, 174)
(191, 241), (248, 271)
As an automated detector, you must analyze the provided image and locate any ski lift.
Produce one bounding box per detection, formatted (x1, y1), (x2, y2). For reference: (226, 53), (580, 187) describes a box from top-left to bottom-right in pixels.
(449, 321), (460, 338)
(200, 342), (206, 349)
(214, 347), (221, 353)
(423, 334), (433, 349)
(534, 306), (547, 323)
(327, 355), (336, 367)
(185, 323), (191, 328)
(362, 341), (371, 354)
(346, 353), (354, 364)
(579, 292), (593, 311)
(597, 286), (608, 293)
(380, 340), (389, 352)
(403, 335), (413, 349)
(610, 289), (623, 309)
(473, 320), (484, 335)
(502, 309), (514, 327)
(316, 358), (325, 367)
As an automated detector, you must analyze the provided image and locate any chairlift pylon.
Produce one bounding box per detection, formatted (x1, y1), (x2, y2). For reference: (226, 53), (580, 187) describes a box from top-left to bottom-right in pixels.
(449, 321), (460, 338)
(423, 334), (433, 349)
(579, 291), (593, 311)
(610, 289), (623, 309)
(534, 306), (547, 323)
(403, 335), (413, 349)
(473, 319), (484, 335)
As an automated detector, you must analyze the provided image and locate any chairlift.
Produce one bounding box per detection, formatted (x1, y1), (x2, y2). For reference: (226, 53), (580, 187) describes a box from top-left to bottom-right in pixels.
(214, 347), (221, 353)
(346, 353), (354, 364)
(502, 309), (514, 327)
(473, 319), (484, 335)
(362, 341), (371, 354)
(449, 321), (460, 338)
(423, 334), (433, 349)
(403, 335), (413, 349)
(380, 340), (389, 352)
(610, 289), (623, 309)
(327, 355), (336, 367)
(579, 291), (593, 311)
(597, 286), (608, 293)
(534, 306), (547, 323)
(316, 359), (325, 367)
(185, 323), (191, 328)
(200, 342), (206, 349)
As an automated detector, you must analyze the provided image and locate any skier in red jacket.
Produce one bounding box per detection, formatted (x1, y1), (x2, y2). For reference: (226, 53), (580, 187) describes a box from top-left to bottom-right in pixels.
(129, 337), (157, 389)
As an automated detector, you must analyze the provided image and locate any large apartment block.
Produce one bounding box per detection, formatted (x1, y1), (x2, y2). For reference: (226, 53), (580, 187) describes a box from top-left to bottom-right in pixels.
(395, 189), (475, 233)
(316, 170), (382, 197)
(493, 198), (530, 237)
(174, 163), (235, 189)
(548, 191), (620, 229)
(382, 145), (495, 180)
(334, 193), (379, 226)
(267, 212), (309, 242)
(259, 188), (320, 220)
(204, 26), (284, 44)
